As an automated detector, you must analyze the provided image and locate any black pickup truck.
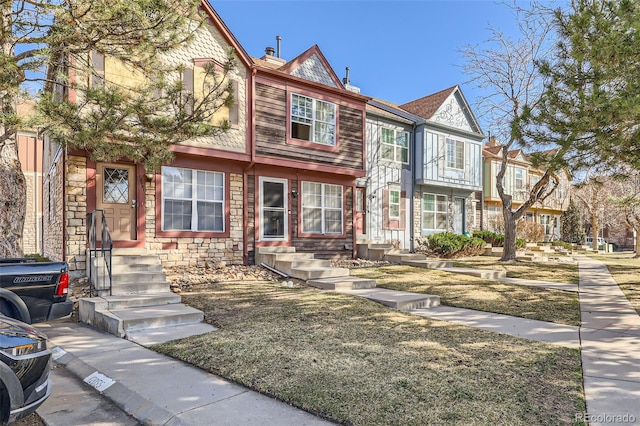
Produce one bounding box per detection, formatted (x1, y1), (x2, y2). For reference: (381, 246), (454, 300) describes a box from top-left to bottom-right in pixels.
(0, 258), (73, 324)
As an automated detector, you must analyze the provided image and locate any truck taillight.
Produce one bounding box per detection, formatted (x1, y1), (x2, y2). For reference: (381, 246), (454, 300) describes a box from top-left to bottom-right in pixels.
(56, 272), (69, 296)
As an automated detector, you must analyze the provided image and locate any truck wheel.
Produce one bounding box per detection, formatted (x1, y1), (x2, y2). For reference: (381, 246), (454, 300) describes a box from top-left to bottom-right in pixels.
(0, 297), (31, 324)
(0, 382), (9, 424)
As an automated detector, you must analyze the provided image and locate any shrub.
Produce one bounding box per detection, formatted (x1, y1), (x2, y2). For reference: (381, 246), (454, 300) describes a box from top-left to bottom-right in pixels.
(473, 230), (505, 247)
(24, 253), (51, 262)
(516, 221), (545, 243)
(416, 232), (485, 258)
(516, 238), (526, 249)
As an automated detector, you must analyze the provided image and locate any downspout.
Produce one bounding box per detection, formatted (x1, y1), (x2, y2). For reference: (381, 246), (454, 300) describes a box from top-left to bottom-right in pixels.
(409, 122), (417, 252)
(243, 67), (257, 265)
(61, 148), (67, 262)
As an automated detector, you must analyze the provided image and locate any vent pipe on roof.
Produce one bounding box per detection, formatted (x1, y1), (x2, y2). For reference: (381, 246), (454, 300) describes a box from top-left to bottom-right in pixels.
(343, 66), (350, 85)
(276, 35), (282, 58)
(265, 46), (275, 56)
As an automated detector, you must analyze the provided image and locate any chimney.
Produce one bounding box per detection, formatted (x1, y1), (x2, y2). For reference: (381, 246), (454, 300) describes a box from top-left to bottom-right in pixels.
(486, 136), (501, 147)
(265, 46), (275, 56)
(276, 35), (282, 58)
(260, 37), (287, 66)
(342, 66), (360, 93)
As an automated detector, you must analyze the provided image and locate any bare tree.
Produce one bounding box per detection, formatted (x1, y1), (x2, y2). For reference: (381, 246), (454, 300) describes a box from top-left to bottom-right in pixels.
(610, 172), (640, 257)
(461, 4), (563, 261)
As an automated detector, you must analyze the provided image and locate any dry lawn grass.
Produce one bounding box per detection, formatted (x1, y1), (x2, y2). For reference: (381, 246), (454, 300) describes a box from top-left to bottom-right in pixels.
(452, 256), (580, 284)
(351, 265), (580, 326)
(155, 280), (584, 426)
(591, 253), (640, 315)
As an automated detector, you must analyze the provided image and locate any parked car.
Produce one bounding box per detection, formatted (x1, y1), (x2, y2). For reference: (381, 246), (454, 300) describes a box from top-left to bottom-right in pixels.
(0, 314), (51, 424)
(0, 259), (72, 324)
(586, 237), (607, 246)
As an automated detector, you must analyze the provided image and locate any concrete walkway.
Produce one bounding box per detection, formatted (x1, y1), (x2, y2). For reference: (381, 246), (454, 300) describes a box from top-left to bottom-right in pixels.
(575, 255), (640, 425)
(36, 321), (334, 426)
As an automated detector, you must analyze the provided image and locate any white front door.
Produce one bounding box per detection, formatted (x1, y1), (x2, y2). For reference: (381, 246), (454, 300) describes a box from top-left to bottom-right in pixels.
(453, 197), (465, 235)
(259, 177), (288, 241)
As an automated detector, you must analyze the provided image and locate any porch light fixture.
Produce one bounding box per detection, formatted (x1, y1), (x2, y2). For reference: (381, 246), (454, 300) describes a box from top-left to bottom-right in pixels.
(145, 172), (155, 182)
(291, 189), (299, 198)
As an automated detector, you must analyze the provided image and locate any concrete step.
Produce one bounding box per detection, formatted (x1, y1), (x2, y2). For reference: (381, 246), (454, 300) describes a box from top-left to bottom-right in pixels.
(438, 267), (507, 279)
(112, 248), (150, 256)
(518, 255), (549, 262)
(101, 293), (182, 310)
(275, 259), (331, 276)
(385, 253), (427, 263)
(271, 253), (315, 261)
(367, 248), (390, 261)
(402, 259), (453, 269)
(337, 288), (440, 312)
(110, 281), (172, 295)
(290, 267), (350, 280)
(110, 271), (167, 285)
(307, 276), (377, 290)
(125, 322), (218, 346)
(257, 246), (296, 254)
(109, 304), (204, 333)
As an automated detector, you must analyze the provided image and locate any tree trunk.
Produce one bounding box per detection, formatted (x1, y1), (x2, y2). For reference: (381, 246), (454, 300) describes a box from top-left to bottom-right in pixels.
(501, 210), (518, 261)
(0, 135), (26, 258)
(635, 229), (640, 258)
(591, 213), (599, 251)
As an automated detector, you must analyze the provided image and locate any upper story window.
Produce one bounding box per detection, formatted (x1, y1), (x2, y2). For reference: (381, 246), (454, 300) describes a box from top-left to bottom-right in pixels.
(515, 168), (525, 190)
(445, 138), (464, 169)
(291, 93), (336, 146)
(381, 128), (409, 163)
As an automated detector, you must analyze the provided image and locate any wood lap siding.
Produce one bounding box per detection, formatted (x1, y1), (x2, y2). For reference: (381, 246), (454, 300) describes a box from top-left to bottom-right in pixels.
(255, 83), (364, 171)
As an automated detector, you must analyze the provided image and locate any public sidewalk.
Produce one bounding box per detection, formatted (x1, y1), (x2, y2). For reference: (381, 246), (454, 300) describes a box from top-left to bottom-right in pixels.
(575, 255), (640, 425)
(35, 321), (334, 426)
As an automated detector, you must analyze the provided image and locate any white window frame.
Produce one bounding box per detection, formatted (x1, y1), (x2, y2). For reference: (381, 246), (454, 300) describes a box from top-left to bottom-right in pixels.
(445, 138), (464, 170)
(389, 188), (401, 219)
(422, 193), (448, 232)
(301, 181), (343, 234)
(290, 93), (336, 146)
(515, 168), (525, 190)
(161, 166), (225, 232)
(381, 127), (409, 163)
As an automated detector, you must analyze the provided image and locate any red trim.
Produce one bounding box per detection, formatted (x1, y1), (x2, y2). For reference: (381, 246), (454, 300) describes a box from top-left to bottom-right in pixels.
(155, 167), (232, 239)
(171, 144), (251, 160)
(255, 156), (365, 177)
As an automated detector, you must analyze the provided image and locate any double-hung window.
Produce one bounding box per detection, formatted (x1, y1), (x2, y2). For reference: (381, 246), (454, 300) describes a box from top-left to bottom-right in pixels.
(389, 189), (401, 219)
(162, 166), (224, 232)
(302, 182), (343, 234)
(291, 93), (336, 146)
(381, 128), (409, 163)
(445, 138), (464, 169)
(422, 193), (447, 232)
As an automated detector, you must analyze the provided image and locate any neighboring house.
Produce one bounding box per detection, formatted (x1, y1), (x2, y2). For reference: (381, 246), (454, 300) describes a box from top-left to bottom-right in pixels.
(16, 100), (44, 254)
(361, 86), (484, 251)
(483, 137), (571, 240)
(249, 45), (368, 262)
(43, 2), (253, 276)
(42, 3), (369, 277)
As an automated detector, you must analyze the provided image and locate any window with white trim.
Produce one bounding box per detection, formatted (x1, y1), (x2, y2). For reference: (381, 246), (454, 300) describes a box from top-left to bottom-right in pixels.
(302, 182), (343, 234)
(162, 166), (224, 232)
(381, 128), (409, 163)
(291, 93), (336, 146)
(422, 193), (447, 231)
(389, 189), (400, 219)
(445, 138), (464, 169)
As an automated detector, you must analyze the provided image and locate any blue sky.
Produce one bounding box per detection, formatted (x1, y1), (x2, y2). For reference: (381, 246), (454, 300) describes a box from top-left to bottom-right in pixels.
(214, 0), (528, 128)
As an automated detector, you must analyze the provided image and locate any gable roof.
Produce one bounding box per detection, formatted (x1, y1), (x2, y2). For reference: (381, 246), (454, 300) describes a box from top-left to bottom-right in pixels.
(277, 45), (344, 88)
(201, 1), (253, 67)
(399, 86), (457, 120)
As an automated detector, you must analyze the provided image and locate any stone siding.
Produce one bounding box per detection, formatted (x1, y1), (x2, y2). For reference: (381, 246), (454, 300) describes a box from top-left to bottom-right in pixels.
(42, 159), (64, 264)
(64, 156), (88, 277)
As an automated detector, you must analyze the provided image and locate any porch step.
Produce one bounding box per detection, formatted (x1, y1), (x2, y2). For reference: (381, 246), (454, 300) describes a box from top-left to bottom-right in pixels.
(110, 281), (172, 295)
(110, 271), (167, 285)
(290, 266), (350, 280)
(101, 293), (182, 310)
(385, 253), (427, 263)
(275, 259), (331, 276)
(438, 267), (507, 280)
(402, 259), (453, 269)
(518, 255), (549, 262)
(336, 288), (440, 312)
(110, 304), (204, 333)
(307, 276), (377, 290)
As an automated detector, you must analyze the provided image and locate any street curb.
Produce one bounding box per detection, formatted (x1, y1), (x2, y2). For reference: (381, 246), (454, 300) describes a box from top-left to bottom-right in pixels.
(51, 346), (185, 426)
